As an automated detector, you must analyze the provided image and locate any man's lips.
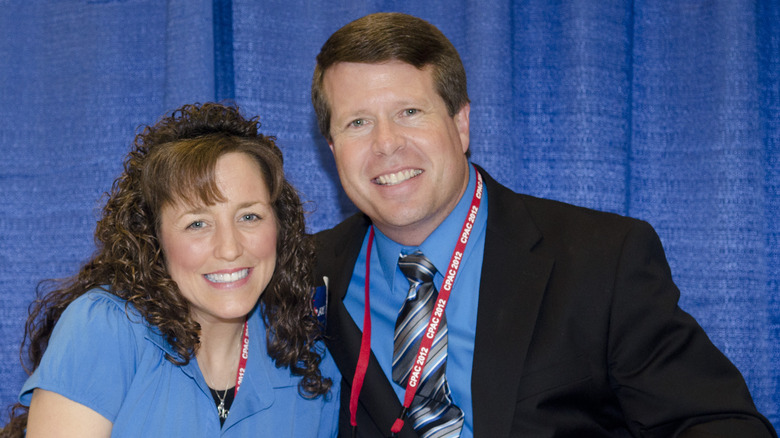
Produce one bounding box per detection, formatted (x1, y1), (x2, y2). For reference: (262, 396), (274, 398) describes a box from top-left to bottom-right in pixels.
(373, 169), (423, 186)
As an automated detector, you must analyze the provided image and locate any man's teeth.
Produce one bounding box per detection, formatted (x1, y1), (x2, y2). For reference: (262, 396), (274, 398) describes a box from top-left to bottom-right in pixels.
(375, 169), (422, 186)
(205, 269), (249, 283)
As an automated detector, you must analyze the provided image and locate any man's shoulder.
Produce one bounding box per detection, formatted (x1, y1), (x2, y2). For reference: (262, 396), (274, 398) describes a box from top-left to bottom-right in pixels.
(519, 192), (636, 226)
(478, 164), (641, 229)
(485, 173), (647, 247)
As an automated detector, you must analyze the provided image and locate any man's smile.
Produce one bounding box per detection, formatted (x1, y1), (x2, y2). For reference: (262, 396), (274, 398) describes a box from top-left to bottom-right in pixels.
(373, 169), (423, 186)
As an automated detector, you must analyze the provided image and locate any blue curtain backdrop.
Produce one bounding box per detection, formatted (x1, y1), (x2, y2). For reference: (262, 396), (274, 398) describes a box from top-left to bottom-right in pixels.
(1, 0), (777, 430)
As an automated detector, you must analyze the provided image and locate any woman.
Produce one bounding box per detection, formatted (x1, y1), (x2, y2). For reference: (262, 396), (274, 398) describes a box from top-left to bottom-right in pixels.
(1, 103), (339, 437)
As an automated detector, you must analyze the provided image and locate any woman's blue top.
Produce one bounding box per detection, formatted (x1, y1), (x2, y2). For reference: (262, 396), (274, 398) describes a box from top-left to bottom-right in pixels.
(20, 289), (340, 437)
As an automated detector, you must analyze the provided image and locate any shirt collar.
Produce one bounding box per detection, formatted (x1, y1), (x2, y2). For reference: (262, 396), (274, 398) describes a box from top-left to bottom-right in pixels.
(375, 164), (479, 287)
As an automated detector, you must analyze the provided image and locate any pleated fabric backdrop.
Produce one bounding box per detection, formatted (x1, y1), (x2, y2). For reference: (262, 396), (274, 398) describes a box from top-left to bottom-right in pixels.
(1, 0), (777, 430)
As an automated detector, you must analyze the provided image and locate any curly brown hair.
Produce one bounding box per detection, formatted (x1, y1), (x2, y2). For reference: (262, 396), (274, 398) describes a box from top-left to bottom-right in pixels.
(2, 102), (330, 436)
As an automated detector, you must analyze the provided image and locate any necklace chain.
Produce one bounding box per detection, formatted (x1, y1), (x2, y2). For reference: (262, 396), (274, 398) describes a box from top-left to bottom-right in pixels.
(206, 371), (233, 420)
(201, 320), (249, 423)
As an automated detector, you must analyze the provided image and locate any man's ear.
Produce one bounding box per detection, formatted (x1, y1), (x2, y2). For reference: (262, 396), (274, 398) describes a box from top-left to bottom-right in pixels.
(455, 103), (471, 154)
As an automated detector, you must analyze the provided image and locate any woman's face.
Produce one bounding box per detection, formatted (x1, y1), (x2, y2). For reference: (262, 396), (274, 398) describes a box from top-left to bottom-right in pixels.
(158, 152), (278, 326)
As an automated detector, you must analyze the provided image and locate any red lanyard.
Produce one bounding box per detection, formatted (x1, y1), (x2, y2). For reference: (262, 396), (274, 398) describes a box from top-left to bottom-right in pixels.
(348, 167), (484, 434)
(235, 319), (249, 394)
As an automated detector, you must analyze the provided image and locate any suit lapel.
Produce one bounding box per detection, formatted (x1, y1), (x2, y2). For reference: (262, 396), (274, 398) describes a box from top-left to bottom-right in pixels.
(319, 214), (418, 436)
(471, 168), (553, 437)
(319, 213), (368, 378)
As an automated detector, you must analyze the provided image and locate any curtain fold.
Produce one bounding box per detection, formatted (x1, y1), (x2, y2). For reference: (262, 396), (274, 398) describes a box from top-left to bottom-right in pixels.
(758, 0), (780, 417)
(163, 0), (216, 108)
(508, 1), (634, 214)
(1, 0), (777, 429)
(631, 1), (777, 418)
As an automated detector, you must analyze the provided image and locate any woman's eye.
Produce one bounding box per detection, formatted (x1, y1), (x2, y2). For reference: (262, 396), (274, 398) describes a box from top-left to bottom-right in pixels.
(404, 108), (418, 116)
(187, 220), (205, 230)
(241, 213), (260, 221)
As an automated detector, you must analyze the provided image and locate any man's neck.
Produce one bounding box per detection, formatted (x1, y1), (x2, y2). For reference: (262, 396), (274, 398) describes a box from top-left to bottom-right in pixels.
(375, 168), (471, 246)
(375, 222), (437, 247)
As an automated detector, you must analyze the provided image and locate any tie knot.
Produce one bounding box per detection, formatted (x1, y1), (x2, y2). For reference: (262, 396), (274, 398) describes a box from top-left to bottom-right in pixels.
(398, 251), (437, 285)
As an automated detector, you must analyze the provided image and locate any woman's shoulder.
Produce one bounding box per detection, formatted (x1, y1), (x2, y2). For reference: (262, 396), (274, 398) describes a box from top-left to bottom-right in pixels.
(19, 288), (148, 412)
(53, 288), (149, 344)
(72, 287), (126, 308)
(63, 287), (142, 323)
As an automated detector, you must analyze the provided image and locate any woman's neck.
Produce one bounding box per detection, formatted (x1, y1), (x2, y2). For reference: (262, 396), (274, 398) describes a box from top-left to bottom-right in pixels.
(196, 318), (246, 390)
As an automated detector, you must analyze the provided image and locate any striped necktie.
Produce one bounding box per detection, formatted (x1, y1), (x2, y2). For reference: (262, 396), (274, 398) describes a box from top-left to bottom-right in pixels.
(393, 251), (464, 438)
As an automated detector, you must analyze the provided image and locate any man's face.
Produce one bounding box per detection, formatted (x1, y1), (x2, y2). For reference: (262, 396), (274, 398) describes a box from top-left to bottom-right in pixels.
(323, 61), (471, 246)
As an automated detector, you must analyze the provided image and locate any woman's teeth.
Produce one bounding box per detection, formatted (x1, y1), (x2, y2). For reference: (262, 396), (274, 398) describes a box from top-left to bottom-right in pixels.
(205, 269), (249, 283)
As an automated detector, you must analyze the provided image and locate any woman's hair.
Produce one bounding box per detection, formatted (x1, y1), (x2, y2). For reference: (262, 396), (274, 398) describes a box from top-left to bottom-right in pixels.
(2, 103), (330, 435)
(311, 12), (470, 142)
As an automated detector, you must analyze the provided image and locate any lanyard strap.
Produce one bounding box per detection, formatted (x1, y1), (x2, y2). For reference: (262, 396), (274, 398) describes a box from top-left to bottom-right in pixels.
(348, 166), (484, 434)
(349, 227), (375, 429)
(235, 319), (249, 393)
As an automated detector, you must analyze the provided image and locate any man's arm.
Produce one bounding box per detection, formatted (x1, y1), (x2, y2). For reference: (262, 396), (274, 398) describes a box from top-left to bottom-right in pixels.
(608, 220), (776, 437)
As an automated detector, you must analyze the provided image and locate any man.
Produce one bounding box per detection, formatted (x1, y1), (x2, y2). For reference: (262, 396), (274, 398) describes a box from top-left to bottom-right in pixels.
(310, 12), (776, 438)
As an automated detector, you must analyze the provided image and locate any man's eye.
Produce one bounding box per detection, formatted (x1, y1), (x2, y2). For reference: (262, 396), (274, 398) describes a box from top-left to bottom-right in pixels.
(349, 119), (365, 127)
(404, 109), (418, 116)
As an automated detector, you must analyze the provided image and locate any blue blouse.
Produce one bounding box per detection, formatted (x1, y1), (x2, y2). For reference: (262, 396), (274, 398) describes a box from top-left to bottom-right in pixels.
(20, 289), (340, 437)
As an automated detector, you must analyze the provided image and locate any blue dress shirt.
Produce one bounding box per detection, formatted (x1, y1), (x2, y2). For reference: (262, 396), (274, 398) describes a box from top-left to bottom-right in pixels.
(343, 165), (488, 438)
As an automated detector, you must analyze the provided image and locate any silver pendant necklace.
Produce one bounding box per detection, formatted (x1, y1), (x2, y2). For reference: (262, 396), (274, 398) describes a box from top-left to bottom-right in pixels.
(205, 361), (235, 422)
(214, 388), (229, 420)
(202, 320), (248, 424)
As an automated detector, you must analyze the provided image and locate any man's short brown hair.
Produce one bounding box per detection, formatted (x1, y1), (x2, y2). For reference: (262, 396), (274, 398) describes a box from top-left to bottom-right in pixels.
(312, 12), (470, 142)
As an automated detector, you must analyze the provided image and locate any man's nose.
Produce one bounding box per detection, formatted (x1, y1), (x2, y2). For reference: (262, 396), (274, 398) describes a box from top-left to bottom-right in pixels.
(371, 120), (403, 156)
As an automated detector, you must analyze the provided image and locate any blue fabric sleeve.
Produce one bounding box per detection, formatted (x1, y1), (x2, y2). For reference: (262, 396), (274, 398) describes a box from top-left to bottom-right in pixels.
(317, 347), (341, 438)
(20, 290), (140, 423)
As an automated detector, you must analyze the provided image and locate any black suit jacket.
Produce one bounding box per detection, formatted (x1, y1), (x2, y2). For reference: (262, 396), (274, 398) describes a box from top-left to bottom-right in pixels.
(314, 166), (776, 437)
